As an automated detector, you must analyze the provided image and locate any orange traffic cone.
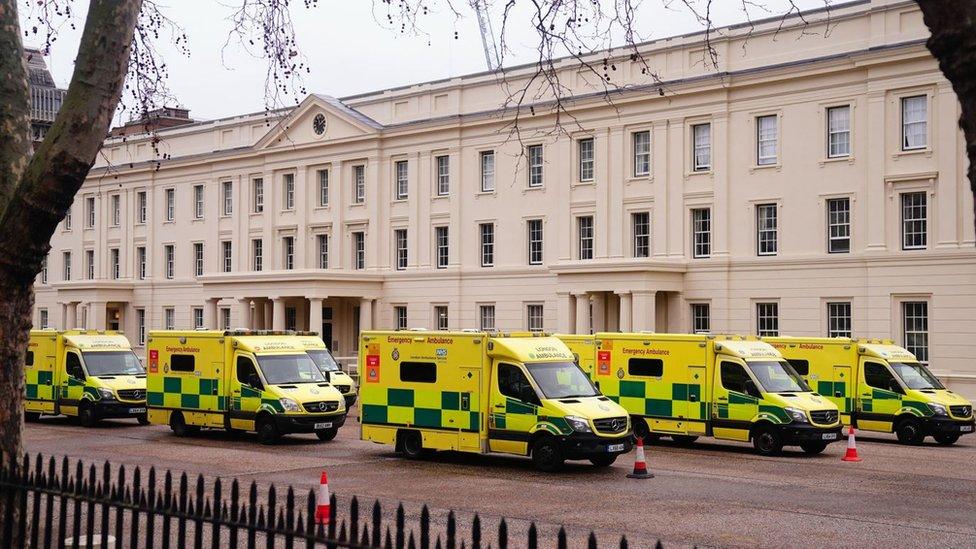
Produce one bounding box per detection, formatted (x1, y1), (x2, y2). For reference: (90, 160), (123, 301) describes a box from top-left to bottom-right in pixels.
(627, 437), (654, 479)
(314, 471), (331, 525)
(841, 425), (862, 462)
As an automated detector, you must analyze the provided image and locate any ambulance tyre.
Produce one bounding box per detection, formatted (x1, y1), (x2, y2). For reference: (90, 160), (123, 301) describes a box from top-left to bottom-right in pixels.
(800, 442), (828, 455)
(530, 436), (564, 472)
(137, 414), (150, 426)
(671, 435), (699, 446)
(589, 455), (617, 467)
(751, 424), (783, 456)
(78, 401), (98, 428)
(933, 434), (959, 446)
(24, 412), (40, 422)
(256, 416), (281, 445)
(631, 416), (651, 441)
(895, 417), (924, 445)
(169, 411), (198, 437)
(316, 428), (339, 442)
(397, 430), (425, 459)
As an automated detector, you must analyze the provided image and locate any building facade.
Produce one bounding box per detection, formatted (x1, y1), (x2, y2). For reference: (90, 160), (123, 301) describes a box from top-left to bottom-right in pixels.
(33, 0), (976, 396)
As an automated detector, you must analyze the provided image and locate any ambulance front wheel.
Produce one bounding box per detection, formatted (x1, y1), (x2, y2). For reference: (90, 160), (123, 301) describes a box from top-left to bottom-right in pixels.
(257, 417), (282, 445)
(799, 441), (828, 455)
(530, 436), (564, 472)
(169, 411), (199, 437)
(589, 455), (617, 467)
(752, 425), (784, 456)
(78, 402), (98, 428)
(895, 417), (925, 445)
(933, 433), (959, 445)
(137, 414), (150, 426)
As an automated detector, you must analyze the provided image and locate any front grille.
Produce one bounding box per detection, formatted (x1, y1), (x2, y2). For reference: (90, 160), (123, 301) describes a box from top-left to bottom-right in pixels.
(593, 416), (628, 435)
(303, 401), (340, 413)
(950, 405), (972, 418)
(117, 389), (146, 402)
(810, 410), (838, 425)
(333, 385), (351, 395)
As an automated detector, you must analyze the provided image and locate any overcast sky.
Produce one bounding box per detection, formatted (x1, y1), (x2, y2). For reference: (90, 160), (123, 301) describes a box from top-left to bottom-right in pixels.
(27, 0), (830, 122)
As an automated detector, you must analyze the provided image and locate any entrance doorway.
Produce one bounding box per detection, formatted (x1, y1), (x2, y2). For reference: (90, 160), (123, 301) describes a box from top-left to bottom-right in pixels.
(322, 307), (334, 352)
(106, 305), (122, 331)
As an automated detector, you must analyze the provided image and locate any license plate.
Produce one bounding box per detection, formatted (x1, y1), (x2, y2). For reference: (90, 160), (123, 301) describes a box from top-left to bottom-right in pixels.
(314, 422), (333, 430)
(607, 443), (625, 452)
(129, 408), (146, 414)
(961, 425), (973, 432)
(822, 433), (838, 441)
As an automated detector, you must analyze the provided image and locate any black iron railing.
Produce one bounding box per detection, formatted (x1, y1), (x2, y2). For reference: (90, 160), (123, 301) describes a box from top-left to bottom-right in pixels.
(0, 452), (656, 548)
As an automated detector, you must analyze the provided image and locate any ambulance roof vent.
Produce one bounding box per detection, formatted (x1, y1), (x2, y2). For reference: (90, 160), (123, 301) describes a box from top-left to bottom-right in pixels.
(460, 328), (481, 333)
(408, 327), (428, 331)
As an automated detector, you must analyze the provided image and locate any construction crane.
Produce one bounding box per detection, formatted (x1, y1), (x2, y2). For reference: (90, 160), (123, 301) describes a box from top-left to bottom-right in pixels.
(471, 0), (502, 71)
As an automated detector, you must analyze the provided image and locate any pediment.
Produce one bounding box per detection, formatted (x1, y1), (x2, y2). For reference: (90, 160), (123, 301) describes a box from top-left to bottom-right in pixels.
(254, 94), (383, 149)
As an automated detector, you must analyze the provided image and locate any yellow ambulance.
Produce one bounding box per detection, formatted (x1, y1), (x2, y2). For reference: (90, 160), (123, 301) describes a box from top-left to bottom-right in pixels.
(560, 333), (843, 456)
(764, 336), (975, 445)
(24, 330), (148, 426)
(297, 334), (359, 408)
(146, 330), (347, 444)
(358, 330), (633, 472)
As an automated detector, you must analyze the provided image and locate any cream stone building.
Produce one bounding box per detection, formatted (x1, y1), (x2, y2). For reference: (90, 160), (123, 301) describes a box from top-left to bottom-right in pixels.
(33, 0), (976, 396)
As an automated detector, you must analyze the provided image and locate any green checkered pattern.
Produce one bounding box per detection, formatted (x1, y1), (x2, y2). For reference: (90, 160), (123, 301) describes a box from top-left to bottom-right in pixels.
(148, 375), (225, 410)
(817, 380), (852, 413)
(25, 369), (54, 401)
(489, 398), (572, 435)
(361, 387), (480, 432)
(604, 378), (707, 421)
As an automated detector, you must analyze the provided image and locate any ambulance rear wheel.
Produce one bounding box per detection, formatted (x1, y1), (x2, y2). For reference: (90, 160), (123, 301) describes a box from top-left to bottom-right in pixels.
(398, 430), (424, 459)
(671, 435), (699, 446)
(933, 433), (959, 446)
(316, 428), (339, 442)
(589, 455), (617, 467)
(169, 412), (198, 437)
(78, 402), (98, 428)
(800, 442), (828, 455)
(895, 418), (924, 445)
(752, 425), (783, 456)
(530, 437), (564, 472)
(257, 417), (281, 445)
(24, 412), (40, 422)
(137, 414), (150, 426)
(631, 416), (651, 442)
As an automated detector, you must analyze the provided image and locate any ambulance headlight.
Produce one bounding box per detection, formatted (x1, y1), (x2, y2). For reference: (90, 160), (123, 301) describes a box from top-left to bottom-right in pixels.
(785, 407), (808, 423)
(565, 416), (592, 433)
(279, 398), (301, 412)
(97, 387), (115, 400)
(928, 403), (948, 416)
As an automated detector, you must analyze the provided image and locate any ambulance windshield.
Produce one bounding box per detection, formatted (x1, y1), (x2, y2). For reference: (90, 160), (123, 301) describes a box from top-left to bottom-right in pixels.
(256, 354), (326, 385)
(746, 360), (810, 393)
(526, 361), (599, 399)
(889, 362), (944, 390)
(82, 351), (145, 377)
(306, 349), (340, 373)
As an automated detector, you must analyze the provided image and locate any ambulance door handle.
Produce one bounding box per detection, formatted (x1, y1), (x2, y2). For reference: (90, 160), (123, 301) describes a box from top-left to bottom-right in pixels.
(834, 391), (842, 398)
(717, 397), (727, 401)
(689, 395), (698, 402)
(493, 404), (504, 409)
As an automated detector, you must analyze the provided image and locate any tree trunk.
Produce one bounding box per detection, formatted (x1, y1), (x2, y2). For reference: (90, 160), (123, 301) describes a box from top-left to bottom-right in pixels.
(0, 0), (142, 464)
(916, 1), (976, 238)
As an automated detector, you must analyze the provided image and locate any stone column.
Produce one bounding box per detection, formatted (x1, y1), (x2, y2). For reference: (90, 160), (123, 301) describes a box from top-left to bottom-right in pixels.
(632, 290), (656, 332)
(65, 302), (78, 330)
(308, 297), (324, 337)
(574, 293), (590, 334)
(272, 298), (286, 331)
(205, 298), (220, 330)
(616, 292), (633, 332)
(237, 299), (252, 330)
(590, 293), (606, 333)
(359, 298), (373, 331)
(556, 292), (574, 334)
(90, 302), (107, 330)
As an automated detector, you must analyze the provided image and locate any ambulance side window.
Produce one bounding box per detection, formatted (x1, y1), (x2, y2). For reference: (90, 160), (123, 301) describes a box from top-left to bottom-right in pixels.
(498, 363), (539, 406)
(237, 357), (263, 390)
(25, 351), (33, 366)
(720, 362), (754, 396)
(864, 362), (901, 394)
(629, 358), (663, 377)
(786, 359), (808, 376)
(170, 354), (195, 373)
(66, 352), (85, 380)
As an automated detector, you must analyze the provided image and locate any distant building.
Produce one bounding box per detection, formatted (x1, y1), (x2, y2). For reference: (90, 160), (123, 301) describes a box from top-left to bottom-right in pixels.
(25, 48), (66, 145)
(109, 107), (195, 138)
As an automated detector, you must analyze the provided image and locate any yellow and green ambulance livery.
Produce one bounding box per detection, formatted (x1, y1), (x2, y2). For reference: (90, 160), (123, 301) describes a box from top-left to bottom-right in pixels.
(24, 330), (148, 426)
(146, 330), (346, 444)
(765, 337), (974, 445)
(359, 330), (633, 472)
(298, 334), (358, 408)
(560, 333), (843, 456)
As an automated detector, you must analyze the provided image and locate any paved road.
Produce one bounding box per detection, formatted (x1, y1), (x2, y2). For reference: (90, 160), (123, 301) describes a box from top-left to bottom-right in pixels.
(23, 413), (976, 548)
